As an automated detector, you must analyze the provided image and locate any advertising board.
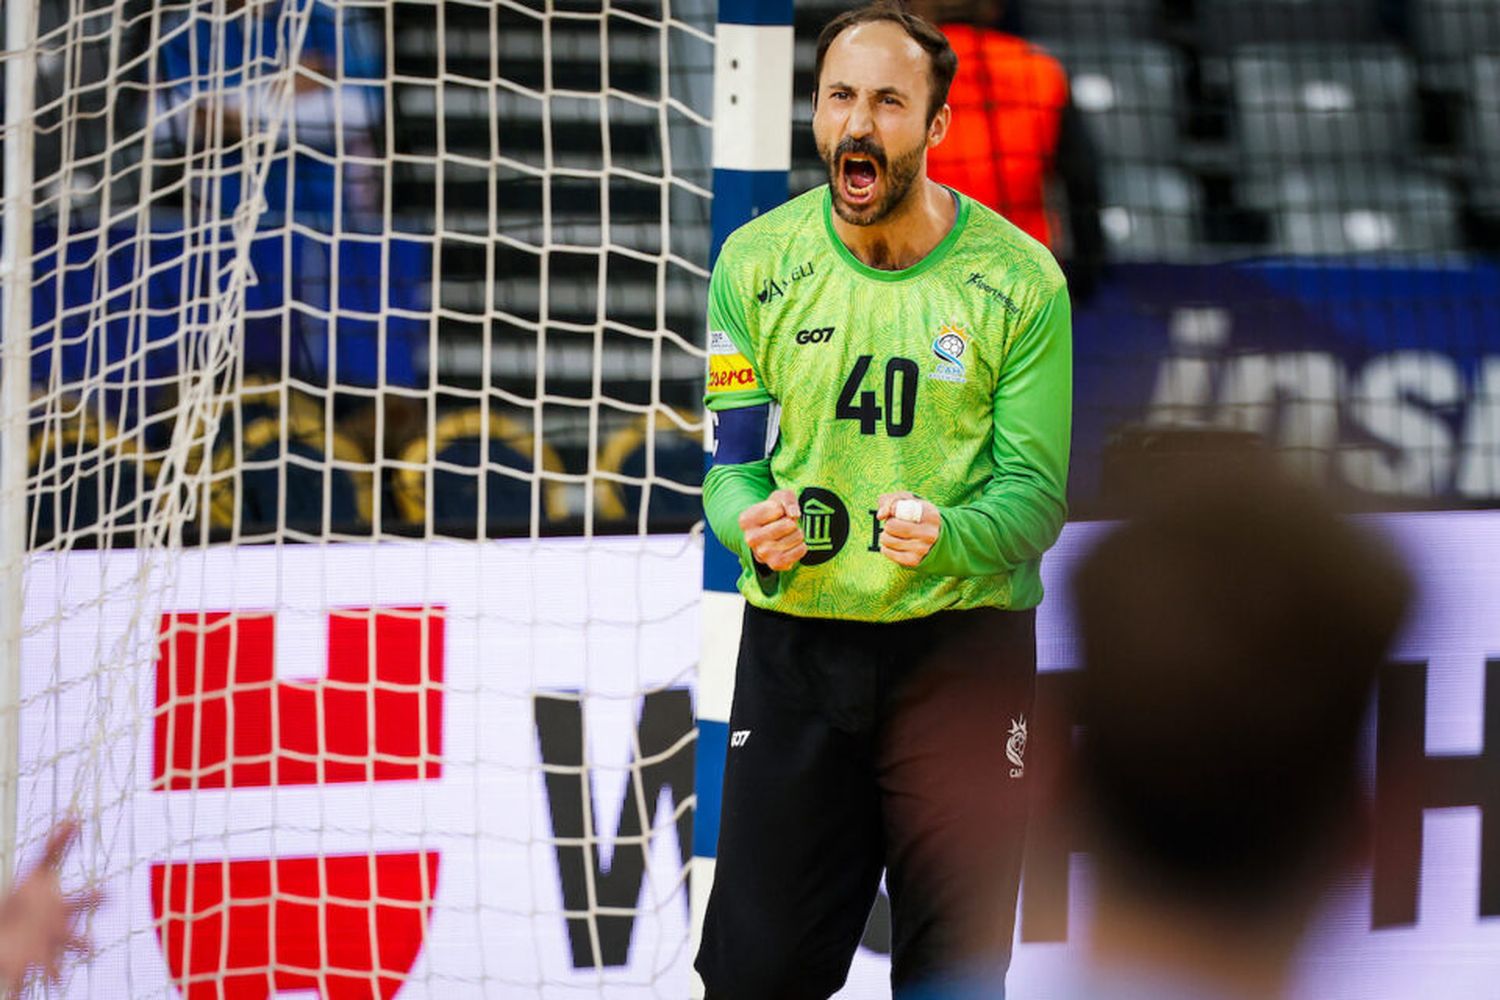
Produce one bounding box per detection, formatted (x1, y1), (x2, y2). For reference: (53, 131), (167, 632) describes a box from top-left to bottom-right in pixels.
(18, 515), (1500, 996)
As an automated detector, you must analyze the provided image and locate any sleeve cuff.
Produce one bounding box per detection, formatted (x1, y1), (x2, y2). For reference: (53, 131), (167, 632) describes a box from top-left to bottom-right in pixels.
(913, 510), (961, 576)
(751, 558), (780, 596)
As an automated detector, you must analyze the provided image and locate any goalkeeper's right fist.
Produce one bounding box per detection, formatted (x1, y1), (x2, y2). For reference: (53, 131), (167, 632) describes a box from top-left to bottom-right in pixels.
(738, 489), (807, 572)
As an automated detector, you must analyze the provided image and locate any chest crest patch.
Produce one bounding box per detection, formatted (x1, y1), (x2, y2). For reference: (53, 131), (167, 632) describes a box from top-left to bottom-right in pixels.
(929, 323), (971, 384)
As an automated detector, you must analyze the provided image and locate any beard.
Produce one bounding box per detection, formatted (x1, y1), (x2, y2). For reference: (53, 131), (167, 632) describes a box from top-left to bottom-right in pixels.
(817, 133), (926, 227)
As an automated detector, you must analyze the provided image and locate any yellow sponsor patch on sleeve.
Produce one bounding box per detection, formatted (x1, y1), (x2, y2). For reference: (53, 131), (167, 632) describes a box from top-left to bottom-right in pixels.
(707, 351), (760, 393)
(706, 329), (760, 393)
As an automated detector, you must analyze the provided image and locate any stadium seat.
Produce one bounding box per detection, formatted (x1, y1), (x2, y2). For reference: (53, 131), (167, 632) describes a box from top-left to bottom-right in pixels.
(1467, 55), (1500, 212)
(26, 398), (149, 549)
(1254, 169), (1461, 255)
(1039, 41), (1186, 164)
(493, 209), (712, 265)
(1233, 44), (1416, 165)
(1098, 165), (1202, 261)
(1414, 0), (1500, 88)
(393, 6), (661, 165)
(1197, 0), (1387, 49)
(595, 412), (703, 530)
(207, 383), (374, 539)
(1018, 0), (1160, 40)
(393, 408), (567, 537)
(391, 1), (684, 383)
(32, 0), (150, 221)
(795, 0), (853, 29)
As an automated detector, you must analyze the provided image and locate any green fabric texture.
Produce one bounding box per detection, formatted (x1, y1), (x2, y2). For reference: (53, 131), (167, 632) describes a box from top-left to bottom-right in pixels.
(702, 459), (774, 565)
(702, 185), (1072, 621)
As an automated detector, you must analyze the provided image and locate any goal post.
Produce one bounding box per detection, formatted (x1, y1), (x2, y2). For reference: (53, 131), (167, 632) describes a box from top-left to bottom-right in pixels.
(690, 1), (793, 995)
(0, 0), (41, 901)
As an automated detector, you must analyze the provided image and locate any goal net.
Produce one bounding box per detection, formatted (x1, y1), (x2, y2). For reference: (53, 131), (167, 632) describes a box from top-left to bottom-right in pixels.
(1, 0), (714, 995)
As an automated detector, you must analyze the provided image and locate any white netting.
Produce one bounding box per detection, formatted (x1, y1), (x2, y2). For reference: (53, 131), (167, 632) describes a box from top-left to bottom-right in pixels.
(0, 0), (713, 994)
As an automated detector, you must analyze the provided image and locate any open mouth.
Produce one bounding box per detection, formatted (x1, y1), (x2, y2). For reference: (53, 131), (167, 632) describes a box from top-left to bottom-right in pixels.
(840, 153), (880, 206)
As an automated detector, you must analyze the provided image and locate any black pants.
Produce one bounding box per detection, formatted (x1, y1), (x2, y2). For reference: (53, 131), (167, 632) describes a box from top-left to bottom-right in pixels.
(696, 603), (1037, 1000)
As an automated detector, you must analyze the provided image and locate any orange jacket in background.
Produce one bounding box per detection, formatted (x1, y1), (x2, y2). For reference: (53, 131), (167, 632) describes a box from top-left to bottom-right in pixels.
(927, 24), (1070, 247)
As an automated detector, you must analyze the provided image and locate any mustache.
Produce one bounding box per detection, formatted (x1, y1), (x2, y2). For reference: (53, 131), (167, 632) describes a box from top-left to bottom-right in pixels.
(830, 136), (887, 171)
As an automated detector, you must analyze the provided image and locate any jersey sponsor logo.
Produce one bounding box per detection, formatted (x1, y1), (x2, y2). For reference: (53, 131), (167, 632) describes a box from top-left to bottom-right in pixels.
(965, 271), (1021, 315)
(708, 351), (760, 392)
(795, 486), (850, 566)
(930, 323), (971, 384)
(795, 325), (836, 345)
(1006, 715), (1028, 778)
(755, 260), (816, 306)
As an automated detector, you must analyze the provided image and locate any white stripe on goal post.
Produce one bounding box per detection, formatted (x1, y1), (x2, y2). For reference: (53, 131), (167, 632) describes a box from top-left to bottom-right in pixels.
(693, 2), (793, 996)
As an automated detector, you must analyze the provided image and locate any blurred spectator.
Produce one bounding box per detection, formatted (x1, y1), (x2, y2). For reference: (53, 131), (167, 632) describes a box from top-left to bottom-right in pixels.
(155, 0), (416, 391)
(0, 819), (100, 992)
(909, 0), (1104, 300)
(1062, 458), (1410, 998)
(903, 455), (1411, 999)
(155, 0), (383, 231)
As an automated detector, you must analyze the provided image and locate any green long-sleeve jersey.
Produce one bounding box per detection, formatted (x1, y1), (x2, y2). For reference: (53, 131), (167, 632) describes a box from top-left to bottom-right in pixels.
(703, 185), (1072, 622)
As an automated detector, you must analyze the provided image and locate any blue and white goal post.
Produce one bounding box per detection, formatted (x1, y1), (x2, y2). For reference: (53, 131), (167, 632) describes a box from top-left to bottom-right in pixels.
(693, 1), (795, 995)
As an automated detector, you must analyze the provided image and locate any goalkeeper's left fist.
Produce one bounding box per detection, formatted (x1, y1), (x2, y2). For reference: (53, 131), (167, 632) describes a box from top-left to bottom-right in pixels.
(875, 492), (941, 568)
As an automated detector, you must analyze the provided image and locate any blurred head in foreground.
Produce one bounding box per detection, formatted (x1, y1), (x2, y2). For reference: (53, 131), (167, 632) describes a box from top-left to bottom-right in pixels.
(1069, 456), (1411, 997)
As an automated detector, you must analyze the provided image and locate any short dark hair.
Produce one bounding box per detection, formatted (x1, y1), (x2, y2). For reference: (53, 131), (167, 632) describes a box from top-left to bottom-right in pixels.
(1071, 456), (1411, 914)
(813, 1), (958, 124)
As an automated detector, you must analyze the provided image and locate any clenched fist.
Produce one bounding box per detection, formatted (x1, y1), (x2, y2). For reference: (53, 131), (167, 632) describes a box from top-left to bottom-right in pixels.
(738, 489), (807, 572)
(876, 491), (941, 568)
